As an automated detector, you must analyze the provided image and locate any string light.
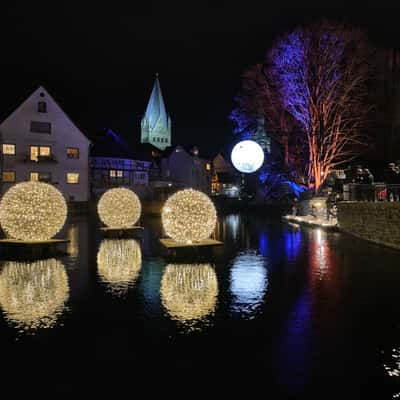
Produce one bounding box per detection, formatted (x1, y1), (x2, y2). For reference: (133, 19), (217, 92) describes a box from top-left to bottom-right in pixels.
(160, 263), (218, 324)
(161, 189), (217, 243)
(97, 239), (142, 296)
(0, 258), (69, 332)
(97, 188), (141, 228)
(0, 181), (67, 241)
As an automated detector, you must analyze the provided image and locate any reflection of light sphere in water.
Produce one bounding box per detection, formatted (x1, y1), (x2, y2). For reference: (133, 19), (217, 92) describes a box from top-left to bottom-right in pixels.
(231, 140), (264, 173)
(0, 181), (67, 241)
(97, 188), (141, 228)
(97, 239), (142, 296)
(162, 189), (217, 244)
(0, 259), (69, 331)
(230, 250), (268, 317)
(160, 264), (218, 323)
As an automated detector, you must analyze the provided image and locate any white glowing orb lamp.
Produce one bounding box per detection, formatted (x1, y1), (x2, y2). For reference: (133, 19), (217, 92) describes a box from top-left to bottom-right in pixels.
(231, 140), (264, 173)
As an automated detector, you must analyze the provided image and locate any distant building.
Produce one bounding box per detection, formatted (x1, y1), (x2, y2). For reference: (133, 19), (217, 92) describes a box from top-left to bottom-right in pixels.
(150, 145), (212, 195)
(211, 153), (241, 198)
(141, 74), (172, 151)
(0, 86), (91, 202)
(90, 128), (152, 199)
(251, 116), (271, 154)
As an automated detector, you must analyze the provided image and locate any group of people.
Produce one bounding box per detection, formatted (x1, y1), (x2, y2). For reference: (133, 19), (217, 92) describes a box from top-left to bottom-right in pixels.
(384, 162), (400, 184)
(353, 167), (374, 184)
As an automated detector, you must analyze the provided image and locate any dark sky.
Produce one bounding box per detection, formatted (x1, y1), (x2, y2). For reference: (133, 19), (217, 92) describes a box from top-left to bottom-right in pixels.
(1, 1), (399, 156)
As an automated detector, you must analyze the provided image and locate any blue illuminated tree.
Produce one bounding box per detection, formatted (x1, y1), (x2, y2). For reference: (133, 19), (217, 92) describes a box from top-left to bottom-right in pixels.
(269, 22), (373, 190)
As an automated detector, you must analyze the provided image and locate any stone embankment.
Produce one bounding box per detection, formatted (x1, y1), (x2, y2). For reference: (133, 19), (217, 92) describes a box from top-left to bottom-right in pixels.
(337, 202), (400, 250)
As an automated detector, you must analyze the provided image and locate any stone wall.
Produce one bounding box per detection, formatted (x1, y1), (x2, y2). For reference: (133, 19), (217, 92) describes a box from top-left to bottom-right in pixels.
(337, 202), (400, 250)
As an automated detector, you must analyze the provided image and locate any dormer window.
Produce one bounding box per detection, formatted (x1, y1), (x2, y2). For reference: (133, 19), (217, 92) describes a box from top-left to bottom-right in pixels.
(38, 101), (47, 113)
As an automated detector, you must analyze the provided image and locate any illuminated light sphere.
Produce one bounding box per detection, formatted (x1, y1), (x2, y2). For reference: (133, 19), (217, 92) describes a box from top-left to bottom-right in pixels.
(160, 264), (218, 325)
(97, 188), (141, 228)
(162, 189), (217, 243)
(97, 239), (142, 296)
(231, 140), (264, 173)
(0, 181), (67, 241)
(0, 259), (69, 331)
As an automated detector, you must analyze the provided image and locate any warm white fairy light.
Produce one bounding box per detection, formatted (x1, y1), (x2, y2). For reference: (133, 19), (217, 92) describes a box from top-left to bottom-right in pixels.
(161, 189), (217, 243)
(0, 181), (67, 241)
(0, 258), (69, 331)
(97, 188), (141, 228)
(97, 239), (142, 296)
(160, 263), (218, 323)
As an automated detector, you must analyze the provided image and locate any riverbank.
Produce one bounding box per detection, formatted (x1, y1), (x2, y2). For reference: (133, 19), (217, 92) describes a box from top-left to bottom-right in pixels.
(283, 214), (338, 230)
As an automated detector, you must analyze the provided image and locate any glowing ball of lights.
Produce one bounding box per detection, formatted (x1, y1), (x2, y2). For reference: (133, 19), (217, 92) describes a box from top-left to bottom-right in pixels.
(97, 239), (142, 296)
(97, 188), (141, 228)
(160, 264), (218, 323)
(0, 181), (67, 241)
(162, 189), (217, 243)
(231, 140), (264, 173)
(0, 259), (69, 331)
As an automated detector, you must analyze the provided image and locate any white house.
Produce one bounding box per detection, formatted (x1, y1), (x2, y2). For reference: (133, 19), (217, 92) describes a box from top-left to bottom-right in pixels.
(0, 86), (91, 202)
(152, 145), (211, 193)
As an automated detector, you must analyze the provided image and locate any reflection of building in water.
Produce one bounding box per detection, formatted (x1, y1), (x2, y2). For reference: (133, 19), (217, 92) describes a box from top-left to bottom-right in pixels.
(215, 214), (242, 243)
(97, 239), (142, 296)
(67, 224), (79, 257)
(0, 258), (69, 331)
(230, 250), (268, 318)
(160, 264), (218, 326)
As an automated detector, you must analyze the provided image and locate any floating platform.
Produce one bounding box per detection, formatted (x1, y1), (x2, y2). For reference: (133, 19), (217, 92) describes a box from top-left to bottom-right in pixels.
(283, 215), (338, 231)
(0, 239), (69, 260)
(159, 238), (223, 249)
(159, 238), (224, 261)
(100, 226), (144, 238)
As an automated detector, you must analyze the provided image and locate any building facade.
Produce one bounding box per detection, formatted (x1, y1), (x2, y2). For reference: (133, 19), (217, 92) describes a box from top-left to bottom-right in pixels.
(150, 145), (211, 194)
(0, 86), (91, 202)
(90, 128), (152, 199)
(211, 153), (241, 198)
(141, 75), (171, 151)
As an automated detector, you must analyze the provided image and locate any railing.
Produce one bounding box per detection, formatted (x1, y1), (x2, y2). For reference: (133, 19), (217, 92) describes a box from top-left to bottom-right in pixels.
(343, 183), (400, 202)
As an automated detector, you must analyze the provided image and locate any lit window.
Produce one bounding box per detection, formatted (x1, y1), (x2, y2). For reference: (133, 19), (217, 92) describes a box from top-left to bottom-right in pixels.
(30, 146), (51, 161)
(38, 101), (47, 113)
(67, 173), (79, 184)
(67, 147), (79, 159)
(30, 121), (51, 133)
(117, 170), (123, 177)
(109, 170), (116, 177)
(40, 146), (50, 156)
(31, 172), (51, 182)
(206, 163), (211, 171)
(2, 144), (15, 155)
(2, 171), (15, 182)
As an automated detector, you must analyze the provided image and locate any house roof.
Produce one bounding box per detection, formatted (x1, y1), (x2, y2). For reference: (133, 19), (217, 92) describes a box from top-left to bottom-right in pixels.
(0, 85), (91, 144)
(91, 128), (152, 162)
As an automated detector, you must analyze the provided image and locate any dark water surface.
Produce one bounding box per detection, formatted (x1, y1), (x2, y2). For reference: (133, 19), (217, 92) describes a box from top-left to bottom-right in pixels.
(1, 212), (400, 398)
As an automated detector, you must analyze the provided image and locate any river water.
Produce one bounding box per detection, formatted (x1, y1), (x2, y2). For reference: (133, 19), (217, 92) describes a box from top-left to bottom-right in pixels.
(0, 212), (399, 398)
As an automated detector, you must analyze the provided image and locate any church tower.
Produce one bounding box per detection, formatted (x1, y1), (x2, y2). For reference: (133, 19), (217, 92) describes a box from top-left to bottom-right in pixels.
(141, 74), (171, 150)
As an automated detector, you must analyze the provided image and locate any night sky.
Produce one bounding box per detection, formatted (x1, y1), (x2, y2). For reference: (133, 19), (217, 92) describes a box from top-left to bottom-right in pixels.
(1, 1), (399, 156)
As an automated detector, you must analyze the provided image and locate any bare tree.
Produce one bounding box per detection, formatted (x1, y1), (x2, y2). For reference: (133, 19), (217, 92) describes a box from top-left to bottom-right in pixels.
(230, 64), (308, 184)
(269, 22), (374, 191)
